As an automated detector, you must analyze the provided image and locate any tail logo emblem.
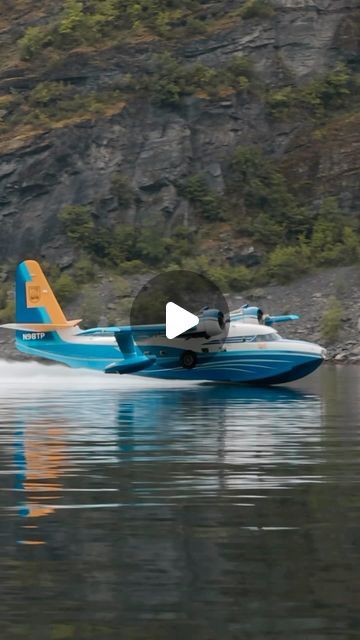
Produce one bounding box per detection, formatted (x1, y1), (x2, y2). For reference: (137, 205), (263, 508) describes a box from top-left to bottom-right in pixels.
(28, 286), (41, 304)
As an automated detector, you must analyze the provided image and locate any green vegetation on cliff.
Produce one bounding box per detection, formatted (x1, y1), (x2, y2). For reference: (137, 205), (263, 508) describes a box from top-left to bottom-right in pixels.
(0, 52), (255, 133)
(0, 0), (359, 317)
(267, 63), (357, 120)
(17, 0), (277, 62)
(56, 149), (359, 293)
(138, 53), (253, 106)
(19, 0), (207, 59)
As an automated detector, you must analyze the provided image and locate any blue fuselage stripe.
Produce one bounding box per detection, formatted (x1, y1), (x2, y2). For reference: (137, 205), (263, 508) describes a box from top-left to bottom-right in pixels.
(16, 333), (323, 383)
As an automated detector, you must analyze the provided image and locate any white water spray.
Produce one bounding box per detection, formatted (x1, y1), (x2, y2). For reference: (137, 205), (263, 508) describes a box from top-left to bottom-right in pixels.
(0, 358), (193, 398)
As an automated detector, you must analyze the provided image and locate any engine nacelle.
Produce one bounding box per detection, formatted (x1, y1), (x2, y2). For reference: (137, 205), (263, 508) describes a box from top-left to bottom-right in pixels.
(239, 306), (263, 322)
(195, 308), (226, 338)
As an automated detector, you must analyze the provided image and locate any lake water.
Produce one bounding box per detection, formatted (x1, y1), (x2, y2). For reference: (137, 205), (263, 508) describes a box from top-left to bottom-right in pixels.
(0, 360), (359, 639)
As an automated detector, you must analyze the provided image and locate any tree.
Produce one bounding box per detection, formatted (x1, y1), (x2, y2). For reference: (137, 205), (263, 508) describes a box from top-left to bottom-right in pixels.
(58, 205), (95, 243)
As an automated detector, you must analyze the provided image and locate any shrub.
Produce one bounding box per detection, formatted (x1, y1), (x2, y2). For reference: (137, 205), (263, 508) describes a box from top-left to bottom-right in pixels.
(144, 53), (186, 106)
(267, 86), (295, 118)
(111, 275), (131, 298)
(142, 53), (254, 105)
(41, 261), (61, 284)
(321, 63), (351, 109)
(28, 82), (71, 107)
(135, 228), (171, 265)
(58, 0), (84, 34)
(226, 55), (253, 80)
(249, 214), (285, 248)
(0, 284), (14, 323)
(225, 55), (253, 91)
(334, 273), (347, 297)
(227, 146), (311, 245)
(80, 286), (102, 328)
(73, 255), (96, 284)
(19, 26), (52, 60)
(82, 222), (175, 268)
(0, 299), (15, 323)
(227, 265), (253, 291)
(268, 63), (354, 120)
(187, 63), (219, 95)
(179, 175), (224, 221)
(309, 219), (343, 264)
(321, 297), (342, 343)
(342, 227), (360, 262)
(117, 260), (147, 275)
(181, 256), (252, 291)
(0, 283), (8, 309)
(153, 11), (172, 36)
(296, 83), (325, 118)
(111, 174), (135, 208)
(110, 224), (138, 263)
(53, 273), (78, 303)
(184, 17), (207, 36)
(58, 205), (95, 243)
(268, 245), (310, 283)
(166, 226), (194, 264)
(241, 0), (275, 20)
(317, 196), (342, 220)
(308, 198), (360, 266)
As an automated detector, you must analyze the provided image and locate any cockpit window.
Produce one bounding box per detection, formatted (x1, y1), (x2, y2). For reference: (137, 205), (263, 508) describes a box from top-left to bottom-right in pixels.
(232, 333), (281, 343)
(256, 333), (281, 342)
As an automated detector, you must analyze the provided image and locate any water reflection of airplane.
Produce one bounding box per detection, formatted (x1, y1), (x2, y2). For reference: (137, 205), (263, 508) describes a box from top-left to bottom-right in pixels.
(12, 383), (320, 543)
(14, 417), (68, 545)
(115, 384), (322, 467)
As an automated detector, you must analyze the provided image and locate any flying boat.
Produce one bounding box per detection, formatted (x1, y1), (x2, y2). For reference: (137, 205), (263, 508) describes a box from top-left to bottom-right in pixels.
(1, 260), (326, 384)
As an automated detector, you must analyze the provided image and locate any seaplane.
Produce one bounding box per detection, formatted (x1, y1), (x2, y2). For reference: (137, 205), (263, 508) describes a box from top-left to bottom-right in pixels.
(1, 260), (326, 385)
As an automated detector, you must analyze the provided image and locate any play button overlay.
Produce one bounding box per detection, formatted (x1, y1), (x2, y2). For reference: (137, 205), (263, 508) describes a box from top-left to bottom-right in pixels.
(130, 270), (229, 356)
(166, 302), (199, 339)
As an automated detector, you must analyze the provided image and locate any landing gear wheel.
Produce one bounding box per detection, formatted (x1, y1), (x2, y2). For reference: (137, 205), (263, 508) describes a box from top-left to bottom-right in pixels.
(180, 351), (197, 370)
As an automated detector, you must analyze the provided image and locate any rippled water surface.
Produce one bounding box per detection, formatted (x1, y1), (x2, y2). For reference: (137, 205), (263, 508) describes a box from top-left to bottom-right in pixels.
(0, 360), (359, 639)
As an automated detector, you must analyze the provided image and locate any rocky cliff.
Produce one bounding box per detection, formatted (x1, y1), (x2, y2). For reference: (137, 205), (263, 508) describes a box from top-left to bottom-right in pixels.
(0, 0), (359, 267)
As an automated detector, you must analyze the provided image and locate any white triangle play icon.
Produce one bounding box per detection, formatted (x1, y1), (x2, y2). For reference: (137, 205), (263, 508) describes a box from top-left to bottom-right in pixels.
(166, 302), (199, 340)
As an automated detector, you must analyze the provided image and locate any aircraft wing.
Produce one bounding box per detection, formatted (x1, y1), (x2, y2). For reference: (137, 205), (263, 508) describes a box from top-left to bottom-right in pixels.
(79, 308), (226, 375)
(264, 314), (300, 325)
(230, 307), (300, 325)
(77, 324), (166, 337)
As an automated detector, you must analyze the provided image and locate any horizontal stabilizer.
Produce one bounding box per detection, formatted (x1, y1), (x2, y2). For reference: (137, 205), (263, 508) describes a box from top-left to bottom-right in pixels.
(1, 320), (81, 332)
(105, 356), (156, 375)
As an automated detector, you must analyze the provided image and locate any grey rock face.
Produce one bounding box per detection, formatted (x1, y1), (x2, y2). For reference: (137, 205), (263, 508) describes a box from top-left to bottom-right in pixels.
(0, 1), (359, 262)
